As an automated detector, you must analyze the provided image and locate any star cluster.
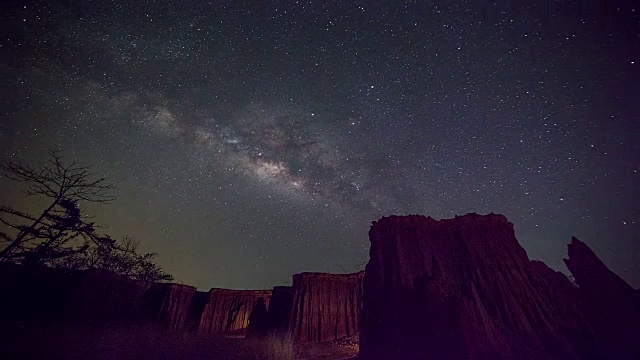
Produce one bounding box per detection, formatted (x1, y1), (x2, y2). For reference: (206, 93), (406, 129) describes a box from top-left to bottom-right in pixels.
(2, 0), (639, 288)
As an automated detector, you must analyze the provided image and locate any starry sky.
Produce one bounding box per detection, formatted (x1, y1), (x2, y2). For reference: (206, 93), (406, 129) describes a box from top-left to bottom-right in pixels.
(2, 0), (639, 289)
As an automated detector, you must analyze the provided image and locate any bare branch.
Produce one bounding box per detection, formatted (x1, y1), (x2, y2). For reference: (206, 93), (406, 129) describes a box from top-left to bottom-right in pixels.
(0, 206), (40, 223)
(1, 151), (171, 281)
(1, 151), (115, 203)
(0, 151), (115, 259)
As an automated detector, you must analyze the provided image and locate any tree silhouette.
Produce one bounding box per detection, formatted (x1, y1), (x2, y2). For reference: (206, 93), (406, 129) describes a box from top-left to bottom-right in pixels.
(0, 151), (113, 264)
(0, 151), (172, 281)
(67, 235), (173, 282)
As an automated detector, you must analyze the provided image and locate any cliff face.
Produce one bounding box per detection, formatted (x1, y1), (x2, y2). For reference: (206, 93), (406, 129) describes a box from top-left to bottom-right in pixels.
(360, 214), (602, 360)
(565, 237), (640, 359)
(265, 286), (293, 335)
(155, 283), (197, 332)
(198, 288), (272, 336)
(185, 291), (209, 332)
(288, 272), (363, 344)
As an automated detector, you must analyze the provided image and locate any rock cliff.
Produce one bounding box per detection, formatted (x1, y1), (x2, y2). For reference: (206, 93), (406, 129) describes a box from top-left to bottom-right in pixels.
(155, 283), (197, 331)
(185, 291), (209, 332)
(288, 272), (363, 343)
(360, 213), (602, 360)
(198, 288), (272, 336)
(565, 237), (640, 359)
(247, 297), (269, 337)
(265, 286), (293, 335)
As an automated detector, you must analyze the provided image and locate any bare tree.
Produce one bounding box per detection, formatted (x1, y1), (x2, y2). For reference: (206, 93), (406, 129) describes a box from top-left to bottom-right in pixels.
(1, 151), (173, 282)
(82, 235), (173, 282)
(0, 151), (114, 264)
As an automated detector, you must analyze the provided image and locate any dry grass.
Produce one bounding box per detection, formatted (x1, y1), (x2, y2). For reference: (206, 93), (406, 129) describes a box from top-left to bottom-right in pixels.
(248, 335), (296, 360)
(0, 321), (358, 359)
(0, 321), (296, 360)
(296, 339), (359, 360)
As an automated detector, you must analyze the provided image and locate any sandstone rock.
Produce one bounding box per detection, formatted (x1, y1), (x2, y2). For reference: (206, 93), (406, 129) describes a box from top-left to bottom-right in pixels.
(360, 213), (603, 360)
(288, 272), (363, 344)
(185, 291), (209, 332)
(565, 237), (640, 359)
(247, 297), (269, 337)
(155, 283), (197, 331)
(266, 286), (293, 335)
(198, 288), (272, 336)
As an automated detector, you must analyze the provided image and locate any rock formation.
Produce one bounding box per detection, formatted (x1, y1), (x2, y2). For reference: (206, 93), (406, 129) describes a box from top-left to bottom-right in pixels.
(247, 297), (269, 337)
(288, 272), (363, 343)
(360, 213), (603, 360)
(185, 291), (209, 332)
(565, 237), (640, 359)
(5, 214), (637, 356)
(155, 283), (197, 331)
(266, 286), (293, 335)
(198, 288), (272, 336)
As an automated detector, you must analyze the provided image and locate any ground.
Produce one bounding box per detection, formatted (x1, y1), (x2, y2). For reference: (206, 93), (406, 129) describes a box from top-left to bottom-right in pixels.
(0, 321), (358, 360)
(297, 336), (359, 360)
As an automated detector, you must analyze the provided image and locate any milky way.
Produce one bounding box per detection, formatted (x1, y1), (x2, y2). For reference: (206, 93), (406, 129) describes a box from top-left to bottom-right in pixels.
(103, 88), (400, 212)
(2, 1), (639, 289)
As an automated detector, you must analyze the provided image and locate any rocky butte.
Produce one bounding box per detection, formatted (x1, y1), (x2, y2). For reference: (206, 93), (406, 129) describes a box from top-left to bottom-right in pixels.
(360, 213), (606, 360)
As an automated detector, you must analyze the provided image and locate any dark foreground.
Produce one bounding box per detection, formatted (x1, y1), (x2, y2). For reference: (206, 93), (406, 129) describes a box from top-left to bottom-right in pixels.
(0, 322), (358, 360)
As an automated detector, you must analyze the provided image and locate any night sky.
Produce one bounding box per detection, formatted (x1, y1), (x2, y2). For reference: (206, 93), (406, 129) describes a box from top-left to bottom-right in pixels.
(2, 0), (638, 289)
